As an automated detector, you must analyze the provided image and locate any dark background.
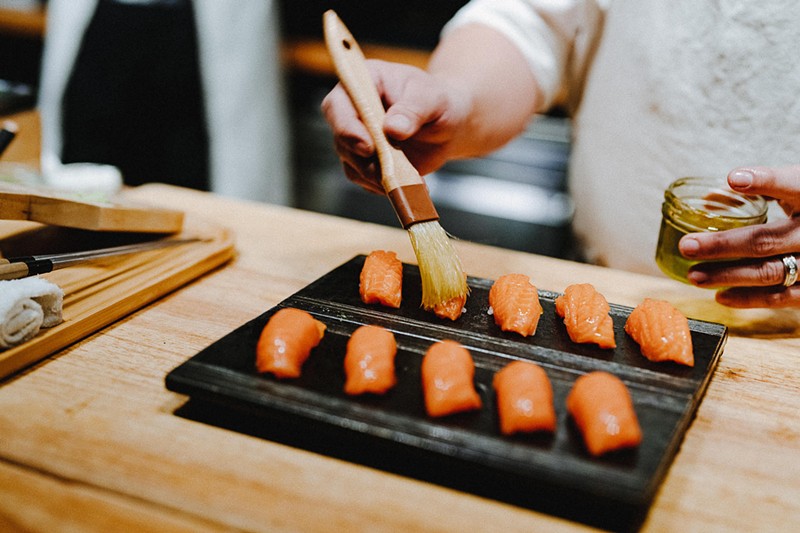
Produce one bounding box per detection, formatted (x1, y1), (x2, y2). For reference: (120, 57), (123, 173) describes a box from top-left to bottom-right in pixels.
(0, 1), (576, 259)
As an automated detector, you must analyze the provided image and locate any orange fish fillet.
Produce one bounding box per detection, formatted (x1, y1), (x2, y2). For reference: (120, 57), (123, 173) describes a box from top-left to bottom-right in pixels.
(624, 298), (694, 367)
(360, 250), (402, 308)
(255, 308), (326, 379)
(489, 273), (543, 337)
(566, 371), (642, 456)
(344, 325), (397, 395)
(421, 339), (482, 417)
(493, 361), (556, 435)
(555, 283), (616, 349)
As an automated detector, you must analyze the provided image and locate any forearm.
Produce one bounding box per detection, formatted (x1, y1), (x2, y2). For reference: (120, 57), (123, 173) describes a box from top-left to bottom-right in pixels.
(428, 23), (541, 160)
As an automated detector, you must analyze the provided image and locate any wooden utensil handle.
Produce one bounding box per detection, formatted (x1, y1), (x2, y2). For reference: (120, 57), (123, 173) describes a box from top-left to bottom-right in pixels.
(323, 10), (423, 192)
(0, 261), (31, 280)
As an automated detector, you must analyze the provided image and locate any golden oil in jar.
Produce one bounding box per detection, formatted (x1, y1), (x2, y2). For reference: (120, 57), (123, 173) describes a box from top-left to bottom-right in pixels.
(655, 177), (768, 283)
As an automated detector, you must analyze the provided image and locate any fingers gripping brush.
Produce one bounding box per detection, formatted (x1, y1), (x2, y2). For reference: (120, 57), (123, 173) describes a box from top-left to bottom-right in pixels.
(323, 10), (468, 310)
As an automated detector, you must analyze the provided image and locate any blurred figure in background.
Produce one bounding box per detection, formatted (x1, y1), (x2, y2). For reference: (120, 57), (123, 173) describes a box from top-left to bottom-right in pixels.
(38, 0), (292, 205)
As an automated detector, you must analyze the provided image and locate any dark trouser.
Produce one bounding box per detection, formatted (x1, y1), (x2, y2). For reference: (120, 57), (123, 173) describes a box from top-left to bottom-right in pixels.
(61, 0), (209, 190)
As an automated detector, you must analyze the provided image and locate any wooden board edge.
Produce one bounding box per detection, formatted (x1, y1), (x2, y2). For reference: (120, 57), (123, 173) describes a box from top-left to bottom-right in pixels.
(0, 190), (185, 233)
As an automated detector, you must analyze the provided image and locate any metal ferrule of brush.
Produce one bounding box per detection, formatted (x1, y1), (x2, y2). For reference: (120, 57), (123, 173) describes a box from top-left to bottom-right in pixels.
(388, 184), (440, 228)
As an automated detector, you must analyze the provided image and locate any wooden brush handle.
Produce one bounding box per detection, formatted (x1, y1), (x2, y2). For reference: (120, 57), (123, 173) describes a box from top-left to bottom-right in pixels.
(323, 10), (437, 227)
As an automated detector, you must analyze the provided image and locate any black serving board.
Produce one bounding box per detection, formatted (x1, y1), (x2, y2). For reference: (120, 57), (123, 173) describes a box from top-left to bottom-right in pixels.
(166, 255), (727, 531)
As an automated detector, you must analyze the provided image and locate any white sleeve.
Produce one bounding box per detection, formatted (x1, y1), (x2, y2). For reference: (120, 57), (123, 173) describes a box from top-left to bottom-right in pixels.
(37, 0), (98, 172)
(442, 0), (608, 110)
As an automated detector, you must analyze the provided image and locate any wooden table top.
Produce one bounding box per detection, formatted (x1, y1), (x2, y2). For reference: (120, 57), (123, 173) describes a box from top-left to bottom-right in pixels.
(1, 172), (799, 529)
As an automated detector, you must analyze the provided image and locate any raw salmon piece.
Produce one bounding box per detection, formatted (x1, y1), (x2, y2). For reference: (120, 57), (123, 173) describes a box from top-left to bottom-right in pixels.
(488, 273), (543, 337)
(433, 293), (467, 321)
(555, 283), (616, 349)
(493, 360), (556, 435)
(255, 308), (326, 379)
(421, 339), (482, 417)
(624, 298), (694, 367)
(566, 371), (642, 456)
(344, 325), (397, 395)
(360, 250), (402, 308)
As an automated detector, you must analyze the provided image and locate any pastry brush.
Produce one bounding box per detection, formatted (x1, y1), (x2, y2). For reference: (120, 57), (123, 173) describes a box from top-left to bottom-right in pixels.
(323, 10), (468, 309)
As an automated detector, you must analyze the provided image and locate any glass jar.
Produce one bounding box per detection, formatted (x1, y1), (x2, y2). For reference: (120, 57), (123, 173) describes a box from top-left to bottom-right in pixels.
(655, 177), (768, 283)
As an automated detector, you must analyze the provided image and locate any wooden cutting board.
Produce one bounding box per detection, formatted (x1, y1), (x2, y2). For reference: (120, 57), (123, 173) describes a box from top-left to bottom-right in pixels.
(0, 183), (184, 233)
(0, 194), (235, 379)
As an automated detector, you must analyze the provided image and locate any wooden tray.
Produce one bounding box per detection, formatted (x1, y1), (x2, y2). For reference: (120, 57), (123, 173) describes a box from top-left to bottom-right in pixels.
(165, 255), (727, 530)
(0, 213), (235, 379)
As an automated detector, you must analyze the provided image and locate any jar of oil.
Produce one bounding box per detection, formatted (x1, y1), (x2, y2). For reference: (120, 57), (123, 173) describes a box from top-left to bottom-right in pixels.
(655, 177), (768, 283)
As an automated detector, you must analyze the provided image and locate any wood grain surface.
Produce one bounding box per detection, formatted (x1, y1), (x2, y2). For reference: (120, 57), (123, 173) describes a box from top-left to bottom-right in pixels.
(0, 198), (235, 378)
(0, 187), (185, 233)
(0, 183), (799, 532)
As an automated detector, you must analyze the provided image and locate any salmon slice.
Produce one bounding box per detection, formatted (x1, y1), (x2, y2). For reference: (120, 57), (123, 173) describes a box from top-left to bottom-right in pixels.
(344, 325), (397, 395)
(255, 307), (326, 379)
(421, 339), (482, 417)
(566, 371), (642, 456)
(360, 250), (402, 308)
(433, 293), (467, 320)
(488, 273), (543, 337)
(624, 298), (694, 367)
(555, 283), (616, 349)
(493, 360), (556, 435)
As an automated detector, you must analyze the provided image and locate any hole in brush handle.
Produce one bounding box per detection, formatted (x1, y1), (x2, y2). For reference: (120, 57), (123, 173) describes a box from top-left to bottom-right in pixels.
(388, 184), (440, 228)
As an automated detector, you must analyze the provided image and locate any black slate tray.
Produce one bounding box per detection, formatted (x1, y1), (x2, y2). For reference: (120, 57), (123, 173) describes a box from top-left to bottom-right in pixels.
(166, 255), (727, 531)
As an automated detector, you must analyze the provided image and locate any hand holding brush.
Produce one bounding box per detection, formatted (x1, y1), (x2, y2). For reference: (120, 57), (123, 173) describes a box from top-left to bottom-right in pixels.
(323, 10), (468, 310)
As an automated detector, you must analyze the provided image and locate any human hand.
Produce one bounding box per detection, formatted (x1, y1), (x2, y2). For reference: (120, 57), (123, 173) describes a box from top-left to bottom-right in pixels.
(320, 59), (471, 194)
(679, 165), (800, 308)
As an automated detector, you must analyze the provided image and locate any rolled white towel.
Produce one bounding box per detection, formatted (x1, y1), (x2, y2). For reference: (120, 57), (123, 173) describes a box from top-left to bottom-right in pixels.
(0, 277), (64, 349)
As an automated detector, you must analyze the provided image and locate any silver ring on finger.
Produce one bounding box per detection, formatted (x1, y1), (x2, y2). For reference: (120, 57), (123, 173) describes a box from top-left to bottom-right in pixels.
(781, 255), (798, 287)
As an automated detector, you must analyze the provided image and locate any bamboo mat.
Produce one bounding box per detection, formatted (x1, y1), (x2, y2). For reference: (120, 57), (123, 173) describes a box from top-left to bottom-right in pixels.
(0, 211), (235, 379)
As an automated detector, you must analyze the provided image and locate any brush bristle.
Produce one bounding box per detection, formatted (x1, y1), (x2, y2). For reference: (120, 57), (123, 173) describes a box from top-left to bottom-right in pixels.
(408, 221), (469, 310)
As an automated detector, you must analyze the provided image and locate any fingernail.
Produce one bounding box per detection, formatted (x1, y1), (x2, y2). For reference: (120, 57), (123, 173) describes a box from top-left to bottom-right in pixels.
(729, 169), (754, 189)
(680, 237), (700, 257)
(686, 269), (709, 285)
(385, 114), (412, 136)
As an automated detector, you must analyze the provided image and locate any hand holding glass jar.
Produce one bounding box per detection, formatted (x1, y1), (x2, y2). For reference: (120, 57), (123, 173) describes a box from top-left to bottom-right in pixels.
(676, 165), (800, 308)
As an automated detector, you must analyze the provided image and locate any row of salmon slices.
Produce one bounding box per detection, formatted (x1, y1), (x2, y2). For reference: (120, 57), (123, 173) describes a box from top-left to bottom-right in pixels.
(361, 250), (695, 367)
(255, 308), (641, 456)
(420, 339), (643, 457)
(253, 251), (697, 456)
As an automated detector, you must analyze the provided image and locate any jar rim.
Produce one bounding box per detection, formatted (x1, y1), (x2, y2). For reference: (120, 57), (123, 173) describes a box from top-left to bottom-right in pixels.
(665, 176), (768, 219)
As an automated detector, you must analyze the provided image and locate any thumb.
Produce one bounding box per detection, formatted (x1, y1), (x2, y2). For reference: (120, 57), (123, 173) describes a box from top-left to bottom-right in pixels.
(384, 110), (416, 140)
(380, 69), (449, 141)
